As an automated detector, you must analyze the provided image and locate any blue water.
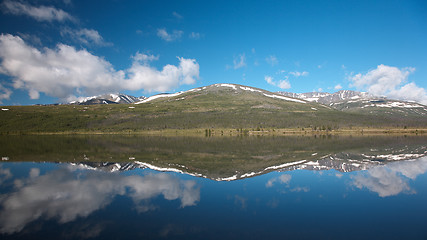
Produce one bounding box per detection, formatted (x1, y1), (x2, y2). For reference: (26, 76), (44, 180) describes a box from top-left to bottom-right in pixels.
(1, 158), (427, 240)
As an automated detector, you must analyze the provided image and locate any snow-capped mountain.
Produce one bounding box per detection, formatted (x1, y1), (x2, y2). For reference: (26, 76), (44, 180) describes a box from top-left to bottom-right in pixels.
(277, 90), (372, 104)
(277, 90), (427, 116)
(134, 83), (307, 104)
(70, 93), (146, 105)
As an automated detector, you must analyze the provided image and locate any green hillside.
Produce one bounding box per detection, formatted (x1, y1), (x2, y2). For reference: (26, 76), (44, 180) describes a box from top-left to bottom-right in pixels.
(0, 84), (426, 134)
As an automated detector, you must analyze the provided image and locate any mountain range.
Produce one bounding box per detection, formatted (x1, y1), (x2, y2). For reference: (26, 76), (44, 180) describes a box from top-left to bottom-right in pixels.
(70, 93), (146, 105)
(69, 86), (427, 117)
(277, 90), (427, 117)
(1, 83), (426, 134)
(70, 89), (370, 105)
(70, 84), (427, 116)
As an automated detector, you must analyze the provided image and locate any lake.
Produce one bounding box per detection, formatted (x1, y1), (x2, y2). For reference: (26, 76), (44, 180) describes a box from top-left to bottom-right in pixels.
(0, 135), (426, 239)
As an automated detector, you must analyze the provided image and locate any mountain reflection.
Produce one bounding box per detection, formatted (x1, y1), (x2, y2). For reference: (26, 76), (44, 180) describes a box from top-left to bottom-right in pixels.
(0, 165), (200, 234)
(351, 156), (427, 197)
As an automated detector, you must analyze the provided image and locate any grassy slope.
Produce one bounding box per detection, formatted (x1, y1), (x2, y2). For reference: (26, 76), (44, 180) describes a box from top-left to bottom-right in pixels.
(0, 84), (426, 134)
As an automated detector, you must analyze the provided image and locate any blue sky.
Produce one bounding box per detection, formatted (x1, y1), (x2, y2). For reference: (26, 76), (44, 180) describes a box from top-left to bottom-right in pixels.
(0, 0), (426, 105)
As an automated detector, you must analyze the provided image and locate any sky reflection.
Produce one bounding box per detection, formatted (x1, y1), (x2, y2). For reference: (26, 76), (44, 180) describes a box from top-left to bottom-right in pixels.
(0, 155), (427, 239)
(351, 156), (427, 197)
(0, 165), (199, 234)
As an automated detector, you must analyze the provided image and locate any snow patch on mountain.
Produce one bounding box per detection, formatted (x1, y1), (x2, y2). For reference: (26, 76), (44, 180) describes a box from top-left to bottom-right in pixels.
(135, 88), (202, 104)
(263, 93), (306, 104)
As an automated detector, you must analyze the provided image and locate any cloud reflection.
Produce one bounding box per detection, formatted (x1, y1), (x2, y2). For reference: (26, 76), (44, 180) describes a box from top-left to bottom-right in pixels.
(266, 174), (291, 188)
(0, 166), (200, 234)
(0, 165), (12, 184)
(351, 156), (427, 197)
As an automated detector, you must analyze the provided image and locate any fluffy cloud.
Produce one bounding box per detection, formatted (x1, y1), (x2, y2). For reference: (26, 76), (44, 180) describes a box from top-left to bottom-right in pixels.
(0, 34), (199, 101)
(265, 55), (278, 66)
(0, 166), (200, 233)
(265, 75), (291, 89)
(127, 56), (199, 92)
(60, 28), (111, 46)
(350, 64), (427, 104)
(157, 28), (183, 42)
(1, 0), (75, 22)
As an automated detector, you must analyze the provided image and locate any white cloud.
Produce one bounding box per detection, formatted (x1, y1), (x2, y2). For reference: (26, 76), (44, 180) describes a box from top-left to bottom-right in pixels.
(388, 82), (427, 105)
(334, 84), (342, 90)
(1, 0), (75, 22)
(350, 64), (427, 104)
(265, 55), (278, 66)
(0, 167), (200, 234)
(189, 32), (201, 40)
(0, 83), (12, 103)
(157, 28), (183, 42)
(132, 52), (159, 63)
(60, 28), (111, 46)
(233, 53), (246, 69)
(265, 75), (291, 89)
(265, 76), (274, 85)
(278, 79), (291, 89)
(289, 71), (309, 77)
(0, 34), (199, 101)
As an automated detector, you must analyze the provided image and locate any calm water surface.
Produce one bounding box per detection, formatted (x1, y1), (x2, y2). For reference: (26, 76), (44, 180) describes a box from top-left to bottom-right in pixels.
(0, 135), (426, 239)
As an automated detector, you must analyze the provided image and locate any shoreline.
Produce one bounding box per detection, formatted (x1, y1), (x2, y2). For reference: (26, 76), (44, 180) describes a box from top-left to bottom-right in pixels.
(1, 128), (426, 136)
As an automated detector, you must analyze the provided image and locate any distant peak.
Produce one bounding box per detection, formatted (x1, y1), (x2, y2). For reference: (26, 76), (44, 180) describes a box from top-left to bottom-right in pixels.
(69, 93), (146, 105)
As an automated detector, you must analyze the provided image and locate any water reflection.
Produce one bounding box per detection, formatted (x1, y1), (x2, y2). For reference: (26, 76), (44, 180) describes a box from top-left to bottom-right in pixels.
(0, 165), (199, 234)
(0, 166), (12, 184)
(0, 135), (426, 239)
(265, 174), (291, 188)
(351, 156), (427, 197)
